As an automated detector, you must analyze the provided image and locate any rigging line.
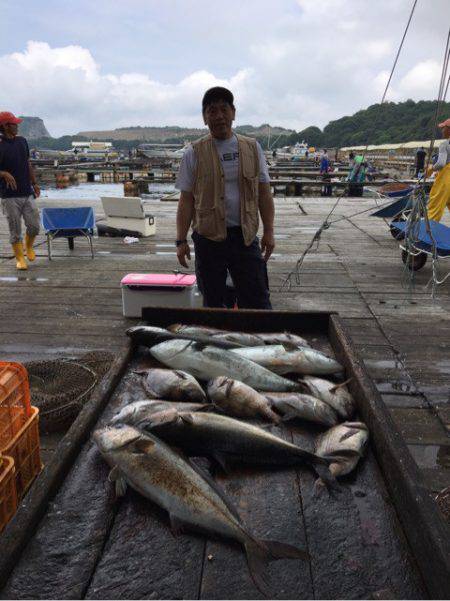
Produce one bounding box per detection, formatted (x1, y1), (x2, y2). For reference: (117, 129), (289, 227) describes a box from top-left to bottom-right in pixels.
(380, 0), (418, 105)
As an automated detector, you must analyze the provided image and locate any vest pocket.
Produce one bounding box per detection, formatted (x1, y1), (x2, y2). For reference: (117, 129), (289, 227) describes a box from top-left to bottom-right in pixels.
(196, 207), (217, 237)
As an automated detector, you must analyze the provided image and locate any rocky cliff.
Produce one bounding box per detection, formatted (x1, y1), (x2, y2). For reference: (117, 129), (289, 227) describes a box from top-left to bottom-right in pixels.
(18, 117), (51, 139)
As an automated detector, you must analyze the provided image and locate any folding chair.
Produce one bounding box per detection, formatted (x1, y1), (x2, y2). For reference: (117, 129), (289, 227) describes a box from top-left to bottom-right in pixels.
(41, 207), (95, 260)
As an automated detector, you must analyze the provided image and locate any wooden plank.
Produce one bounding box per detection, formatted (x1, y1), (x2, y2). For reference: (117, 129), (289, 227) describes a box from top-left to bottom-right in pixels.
(329, 315), (450, 599)
(293, 431), (425, 599)
(0, 342), (132, 593)
(199, 432), (313, 600)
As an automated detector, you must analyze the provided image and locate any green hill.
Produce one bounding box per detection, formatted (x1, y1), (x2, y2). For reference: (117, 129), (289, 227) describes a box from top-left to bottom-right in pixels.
(31, 99), (450, 151)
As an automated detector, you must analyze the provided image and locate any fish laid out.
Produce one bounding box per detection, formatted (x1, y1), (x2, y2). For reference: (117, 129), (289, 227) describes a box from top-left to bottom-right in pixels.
(264, 393), (339, 427)
(94, 425), (307, 596)
(150, 340), (301, 392)
(127, 325), (243, 350)
(111, 400), (211, 426)
(300, 376), (354, 419)
(315, 422), (369, 478)
(207, 377), (280, 422)
(136, 409), (335, 485)
(231, 345), (343, 376)
(168, 324), (309, 348)
(137, 368), (207, 402)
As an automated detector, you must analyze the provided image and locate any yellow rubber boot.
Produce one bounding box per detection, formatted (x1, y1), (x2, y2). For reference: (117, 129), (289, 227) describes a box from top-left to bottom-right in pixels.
(12, 242), (28, 270)
(25, 234), (36, 261)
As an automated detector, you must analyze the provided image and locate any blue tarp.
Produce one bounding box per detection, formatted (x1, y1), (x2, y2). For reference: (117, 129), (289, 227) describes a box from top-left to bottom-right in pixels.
(42, 207), (95, 239)
(393, 219), (450, 257)
(371, 195), (412, 218)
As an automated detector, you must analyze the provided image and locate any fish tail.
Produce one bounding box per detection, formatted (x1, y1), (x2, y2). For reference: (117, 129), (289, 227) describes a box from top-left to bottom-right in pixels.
(244, 540), (272, 597)
(244, 537), (308, 596)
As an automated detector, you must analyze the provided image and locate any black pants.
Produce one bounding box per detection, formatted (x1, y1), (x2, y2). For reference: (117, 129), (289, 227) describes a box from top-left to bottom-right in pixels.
(193, 227), (272, 309)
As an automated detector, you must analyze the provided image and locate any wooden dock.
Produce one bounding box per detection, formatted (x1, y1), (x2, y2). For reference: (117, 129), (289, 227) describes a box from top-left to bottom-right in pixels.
(0, 191), (448, 495)
(0, 190), (448, 598)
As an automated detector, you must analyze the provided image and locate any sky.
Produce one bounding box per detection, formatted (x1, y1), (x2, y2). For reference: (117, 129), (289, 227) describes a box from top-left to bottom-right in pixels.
(1, 0), (449, 136)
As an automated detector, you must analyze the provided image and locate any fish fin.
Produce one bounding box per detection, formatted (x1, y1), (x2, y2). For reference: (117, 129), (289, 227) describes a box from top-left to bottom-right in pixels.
(132, 438), (157, 454)
(311, 461), (342, 495)
(211, 451), (233, 474)
(108, 467), (128, 497)
(330, 377), (352, 393)
(107, 466), (121, 482)
(115, 477), (128, 497)
(260, 539), (309, 561)
(143, 409), (180, 428)
(244, 540), (272, 598)
(175, 370), (189, 381)
(169, 513), (186, 536)
(180, 412), (195, 425)
(225, 378), (234, 397)
(339, 429), (360, 442)
(281, 342), (300, 352)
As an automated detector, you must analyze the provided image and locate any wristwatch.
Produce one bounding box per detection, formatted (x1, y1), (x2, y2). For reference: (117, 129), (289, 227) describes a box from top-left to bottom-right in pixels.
(175, 239), (187, 247)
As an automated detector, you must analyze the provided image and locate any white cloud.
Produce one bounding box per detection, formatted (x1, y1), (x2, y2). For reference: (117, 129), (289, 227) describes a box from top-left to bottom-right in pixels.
(1, 0), (449, 137)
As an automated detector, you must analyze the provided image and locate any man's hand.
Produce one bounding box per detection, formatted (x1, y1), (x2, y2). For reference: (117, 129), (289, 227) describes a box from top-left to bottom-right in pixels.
(177, 242), (191, 268)
(261, 230), (275, 262)
(0, 171), (17, 191)
(32, 183), (40, 198)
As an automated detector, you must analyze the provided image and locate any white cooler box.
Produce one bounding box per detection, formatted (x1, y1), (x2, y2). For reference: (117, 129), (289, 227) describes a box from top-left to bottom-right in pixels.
(121, 273), (203, 317)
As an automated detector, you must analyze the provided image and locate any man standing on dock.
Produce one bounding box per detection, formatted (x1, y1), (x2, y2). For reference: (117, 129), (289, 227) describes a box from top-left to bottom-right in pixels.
(175, 87), (274, 309)
(0, 112), (40, 270)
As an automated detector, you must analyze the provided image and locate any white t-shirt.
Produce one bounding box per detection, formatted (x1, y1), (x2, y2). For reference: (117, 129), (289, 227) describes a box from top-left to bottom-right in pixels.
(175, 134), (270, 227)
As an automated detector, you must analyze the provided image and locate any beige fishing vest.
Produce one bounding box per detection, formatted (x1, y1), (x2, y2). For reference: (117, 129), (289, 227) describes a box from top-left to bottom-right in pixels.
(191, 133), (259, 245)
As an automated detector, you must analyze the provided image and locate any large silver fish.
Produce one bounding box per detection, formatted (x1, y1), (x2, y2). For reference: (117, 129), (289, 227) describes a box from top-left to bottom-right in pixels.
(138, 409), (335, 485)
(138, 368), (206, 402)
(111, 400), (211, 426)
(150, 340), (301, 392)
(315, 421), (369, 478)
(231, 345), (344, 376)
(264, 393), (339, 427)
(300, 376), (354, 419)
(207, 377), (280, 422)
(127, 325), (242, 349)
(93, 425), (307, 596)
(168, 324), (309, 348)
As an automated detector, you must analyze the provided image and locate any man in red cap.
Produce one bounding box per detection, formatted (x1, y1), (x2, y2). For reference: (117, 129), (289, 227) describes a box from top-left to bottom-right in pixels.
(0, 111), (40, 269)
(427, 118), (450, 222)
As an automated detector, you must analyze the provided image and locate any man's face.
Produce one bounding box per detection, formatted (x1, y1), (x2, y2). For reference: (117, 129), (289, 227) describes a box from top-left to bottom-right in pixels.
(2, 123), (18, 138)
(203, 100), (235, 139)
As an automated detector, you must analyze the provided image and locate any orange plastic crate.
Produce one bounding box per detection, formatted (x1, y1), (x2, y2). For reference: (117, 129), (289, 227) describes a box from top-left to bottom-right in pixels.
(2, 406), (42, 500)
(0, 455), (18, 533)
(0, 362), (32, 449)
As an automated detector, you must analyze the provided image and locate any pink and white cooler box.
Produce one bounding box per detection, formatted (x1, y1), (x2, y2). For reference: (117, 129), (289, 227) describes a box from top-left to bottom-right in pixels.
(120, 273), (202, 317)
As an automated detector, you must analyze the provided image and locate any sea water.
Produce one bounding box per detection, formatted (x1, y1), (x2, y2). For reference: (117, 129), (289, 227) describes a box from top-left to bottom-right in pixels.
(41, 182), (175, 201)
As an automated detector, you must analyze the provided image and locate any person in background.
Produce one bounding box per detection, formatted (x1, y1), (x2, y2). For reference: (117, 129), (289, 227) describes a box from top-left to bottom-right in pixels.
(320, 150), (332, 196)
(175, 86), (274, 309)
(415, 146), (426, 178)
(427, 119), (450, 222)
(0, 111), (40, 270)
(320, 149), (329, 173)
(272, 148), (277, 159)
(349, 151), (355, 169)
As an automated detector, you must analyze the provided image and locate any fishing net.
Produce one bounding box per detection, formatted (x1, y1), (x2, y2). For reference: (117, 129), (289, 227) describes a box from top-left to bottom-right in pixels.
(24, 351), (115, 432)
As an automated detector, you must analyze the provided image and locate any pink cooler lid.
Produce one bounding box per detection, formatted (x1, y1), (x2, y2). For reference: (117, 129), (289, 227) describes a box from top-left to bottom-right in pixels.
(121, 273), (196, 287)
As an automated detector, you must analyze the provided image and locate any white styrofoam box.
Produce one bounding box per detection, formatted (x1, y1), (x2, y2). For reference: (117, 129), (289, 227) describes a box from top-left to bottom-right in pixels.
(101, 196), (156, 237)
(121, 273), (203, 317)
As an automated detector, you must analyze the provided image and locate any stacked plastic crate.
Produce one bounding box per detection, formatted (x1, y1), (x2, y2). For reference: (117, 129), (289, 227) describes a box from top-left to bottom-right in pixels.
(0, 362), (42, 533)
